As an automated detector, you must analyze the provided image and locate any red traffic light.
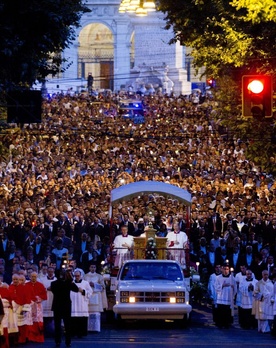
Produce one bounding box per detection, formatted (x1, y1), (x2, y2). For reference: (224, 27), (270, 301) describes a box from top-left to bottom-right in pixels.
(247, 80), (264, 94)
(206, 78), (215, 88)
(242, 75), (273, 118)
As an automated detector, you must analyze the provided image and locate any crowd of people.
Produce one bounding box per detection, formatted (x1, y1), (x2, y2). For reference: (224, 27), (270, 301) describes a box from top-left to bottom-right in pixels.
(0, 89), (276, 345)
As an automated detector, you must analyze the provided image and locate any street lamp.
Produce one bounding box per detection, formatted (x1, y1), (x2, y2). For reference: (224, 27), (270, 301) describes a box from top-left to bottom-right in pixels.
(119, 0), (157, 16)
(143, 0), (156, 11)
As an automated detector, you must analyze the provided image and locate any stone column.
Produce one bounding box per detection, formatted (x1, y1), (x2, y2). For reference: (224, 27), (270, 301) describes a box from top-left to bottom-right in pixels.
(113, 18), (132, 92)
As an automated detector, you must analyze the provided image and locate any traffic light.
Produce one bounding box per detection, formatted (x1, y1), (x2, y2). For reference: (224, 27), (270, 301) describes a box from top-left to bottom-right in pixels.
(242, 75), (273, 118)
(207, 78), (215, 88)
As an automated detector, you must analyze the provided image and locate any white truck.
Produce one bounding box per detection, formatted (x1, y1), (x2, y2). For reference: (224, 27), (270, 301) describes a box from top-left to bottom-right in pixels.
(113, 259), (192, 324)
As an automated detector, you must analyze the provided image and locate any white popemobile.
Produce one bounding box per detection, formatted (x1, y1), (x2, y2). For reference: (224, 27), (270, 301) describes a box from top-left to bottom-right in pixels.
(113, 260), (191, 324)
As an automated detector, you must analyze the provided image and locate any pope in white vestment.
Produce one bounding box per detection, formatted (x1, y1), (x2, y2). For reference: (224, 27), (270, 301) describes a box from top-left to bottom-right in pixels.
(166, 222), (188, 268)
(113, 226), (134, 268)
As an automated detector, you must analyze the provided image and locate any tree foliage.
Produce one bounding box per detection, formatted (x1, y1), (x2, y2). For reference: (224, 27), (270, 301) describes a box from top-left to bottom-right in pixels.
(231, 0), (276, 23)
(158, 0), (276, 77)
(0, 0), (90, 88)
(158, 0), (276, 173)
(214, 76), (276, 175)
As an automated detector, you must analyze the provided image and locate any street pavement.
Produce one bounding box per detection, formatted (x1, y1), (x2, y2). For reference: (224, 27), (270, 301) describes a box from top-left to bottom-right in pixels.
(10, 303), (276, 348)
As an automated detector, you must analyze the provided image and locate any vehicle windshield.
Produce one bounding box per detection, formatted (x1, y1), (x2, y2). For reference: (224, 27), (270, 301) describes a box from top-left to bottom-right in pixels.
(120, 262), (183, 281)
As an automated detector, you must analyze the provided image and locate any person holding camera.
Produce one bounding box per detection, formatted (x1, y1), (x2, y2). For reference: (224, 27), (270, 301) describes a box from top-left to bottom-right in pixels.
(50, 269), (82, 347)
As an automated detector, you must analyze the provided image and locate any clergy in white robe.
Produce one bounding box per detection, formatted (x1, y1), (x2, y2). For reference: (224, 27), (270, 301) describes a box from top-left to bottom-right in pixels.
(0, 285), (18, 348)
(84, 264), (108, 313)
(252, 270), (274, 333)
(234, 265), (248, 326)
(40, 267), (56, 334)
(215, 263), (237, 328)
(113, 226), (134, 268)
(239, 269), (258, 329)
(70, 270), (92, 337)
(272, 281), (276, 336)
(40, 267), (56, 318)
(207, 264), (221, 325)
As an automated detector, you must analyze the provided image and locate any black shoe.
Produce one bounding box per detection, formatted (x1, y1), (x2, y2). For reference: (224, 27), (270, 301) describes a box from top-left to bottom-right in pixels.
(55, 344), (61, 348)
(66, 344), (71, 347)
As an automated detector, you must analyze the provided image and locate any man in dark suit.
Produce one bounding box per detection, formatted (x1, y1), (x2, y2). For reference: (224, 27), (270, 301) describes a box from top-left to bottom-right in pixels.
(0, 260), (11, 284)
(32, 235), (45, 264)
(73, 215), (89, 245)
(87, 72), (93, 94)
(264, 218), (276, 254)
(53, 214), (73, 239)
(207, 211), (222, 242)
(241, 245), (256, 270)
(52, 228), (72, 249)
(205, 242), (217, 275)
(101, 217), (111, 239)
(50, 269), (81, 347)
(228, 245), (243, 274)
(177, 214), (186, 232)
(0, 230), (8, 259)
(80, 242), (97, 274)
(74, 232), (90, 261)
(88, 217), (104, 241)
(266, 255), (275, 278)
(34, 216), (51, 243)
(12, 218), (27, 249)
(4, 240), (17, 274)
(223, 213), (239, 233)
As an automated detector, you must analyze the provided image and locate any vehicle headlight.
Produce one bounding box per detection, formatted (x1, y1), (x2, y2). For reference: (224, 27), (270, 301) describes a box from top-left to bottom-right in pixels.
(129, 297), (136, 303)
(169, 297), (176, 303)
(176, 291), (185, 303)
(120, 291), (130, 303)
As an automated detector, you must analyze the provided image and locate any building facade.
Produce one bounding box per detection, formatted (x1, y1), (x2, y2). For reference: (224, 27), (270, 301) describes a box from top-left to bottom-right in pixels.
(46, 1), (203, 95)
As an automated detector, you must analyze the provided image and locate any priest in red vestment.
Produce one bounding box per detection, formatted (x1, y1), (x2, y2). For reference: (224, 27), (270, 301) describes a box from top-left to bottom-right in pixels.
(25, 271), (47, 342)
(9, 274), (32, 344)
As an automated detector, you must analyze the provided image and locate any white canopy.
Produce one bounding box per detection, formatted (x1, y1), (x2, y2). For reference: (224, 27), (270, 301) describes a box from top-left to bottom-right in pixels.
(110, 181), (191, 206)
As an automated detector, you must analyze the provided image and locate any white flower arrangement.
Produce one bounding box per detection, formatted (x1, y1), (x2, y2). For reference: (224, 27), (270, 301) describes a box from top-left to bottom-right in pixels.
(145, 237), (158, 259)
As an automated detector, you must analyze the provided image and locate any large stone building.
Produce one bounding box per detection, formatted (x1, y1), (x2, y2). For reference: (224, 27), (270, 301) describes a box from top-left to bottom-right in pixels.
(45, 0), (203, 95)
